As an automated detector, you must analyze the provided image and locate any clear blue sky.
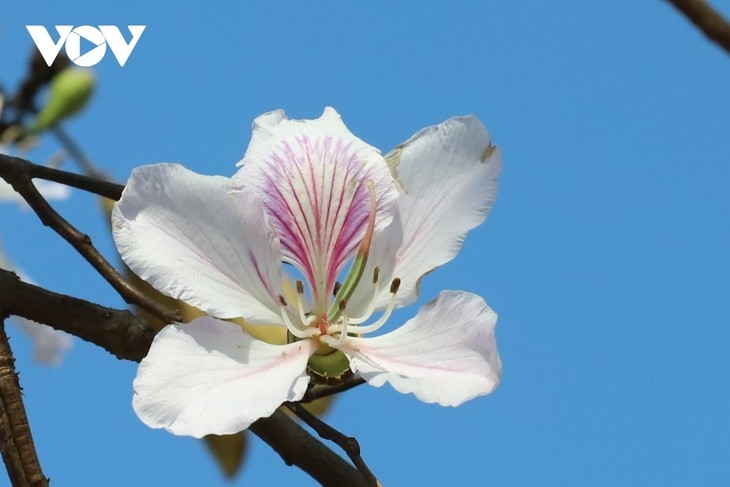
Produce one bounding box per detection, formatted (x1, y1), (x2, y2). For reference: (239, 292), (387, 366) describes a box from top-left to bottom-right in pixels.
(2, 1), (730, 485)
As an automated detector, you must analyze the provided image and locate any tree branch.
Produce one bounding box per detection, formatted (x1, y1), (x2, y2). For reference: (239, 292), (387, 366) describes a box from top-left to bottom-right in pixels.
(667, 0), (730, 54)
(0, 154), (179, 324)
(0, 153), (122, 200)
(250, 410), (370, 487)
(0, 271), (370, 485)
(0, 317), (48, 487)
(49, 126), (107, 180)
(0, 269), (154, 362)
(286, 402), (378, 486)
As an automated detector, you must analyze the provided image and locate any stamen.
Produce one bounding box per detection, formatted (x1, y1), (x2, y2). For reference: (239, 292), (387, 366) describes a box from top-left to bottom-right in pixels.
(322, 301), (350, 347)
(333, 281), (342, 296)
(278, 297), (315, 339)
(348, 277), (400, 334)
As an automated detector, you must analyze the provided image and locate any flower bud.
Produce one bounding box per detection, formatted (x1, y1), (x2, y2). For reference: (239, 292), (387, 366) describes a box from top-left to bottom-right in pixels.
(26, 67), (95, 135)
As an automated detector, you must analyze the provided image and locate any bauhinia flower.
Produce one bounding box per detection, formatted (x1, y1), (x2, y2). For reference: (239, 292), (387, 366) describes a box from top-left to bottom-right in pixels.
(113, 107), (502, 438)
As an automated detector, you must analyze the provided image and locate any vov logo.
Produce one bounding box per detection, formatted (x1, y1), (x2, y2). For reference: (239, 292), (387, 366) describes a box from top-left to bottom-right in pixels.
(26, 25), (146, 67)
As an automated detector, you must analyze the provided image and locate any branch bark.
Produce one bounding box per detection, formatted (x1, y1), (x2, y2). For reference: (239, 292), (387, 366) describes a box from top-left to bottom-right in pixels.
(0, 270), (369, 486)
(0, 269), (154, 362)
(0, 153), (121, 200)
(0, 318), (48, 487)
(667, 0), (730, 54)
(0, 153), (179, 324)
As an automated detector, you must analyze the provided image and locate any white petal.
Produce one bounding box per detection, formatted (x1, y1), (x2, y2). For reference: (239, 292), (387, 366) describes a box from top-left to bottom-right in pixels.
(133, 317), (314, 438)
(385, 116), (502, 306)
(112, 163), (284, 324)
(234, 108), (399, 304)
(338, 291), (501, 407)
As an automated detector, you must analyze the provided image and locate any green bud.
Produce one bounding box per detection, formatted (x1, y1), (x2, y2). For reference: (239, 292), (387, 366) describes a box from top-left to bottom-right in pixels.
(26, 67), (95, 135)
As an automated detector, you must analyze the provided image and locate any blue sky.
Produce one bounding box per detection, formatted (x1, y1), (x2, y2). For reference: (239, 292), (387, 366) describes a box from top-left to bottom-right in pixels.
(2, 1), (730, 485)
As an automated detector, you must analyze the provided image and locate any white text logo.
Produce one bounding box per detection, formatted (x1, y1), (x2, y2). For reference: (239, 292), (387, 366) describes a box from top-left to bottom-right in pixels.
(26, 25), (146, 67)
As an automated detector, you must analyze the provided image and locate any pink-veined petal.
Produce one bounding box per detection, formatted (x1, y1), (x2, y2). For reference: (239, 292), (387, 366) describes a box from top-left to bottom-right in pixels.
(112, 163), (284, 324)
(133, 317), (315, 438)
(234, 108), (398, 306)
(338, 291), (501, 407)
(383, 116), (501, 306)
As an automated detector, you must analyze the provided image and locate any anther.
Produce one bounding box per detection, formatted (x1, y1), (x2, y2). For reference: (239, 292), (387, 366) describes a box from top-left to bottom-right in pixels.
(278, 295), (287, 306)
(349, 276), (401, 334)
(295, 281), (310, 325)
(333, 281), (342, 296)
(372, 266), (380, 284)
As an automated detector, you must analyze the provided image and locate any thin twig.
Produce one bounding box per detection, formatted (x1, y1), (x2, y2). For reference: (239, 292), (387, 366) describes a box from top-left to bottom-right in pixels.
(301, 376), (366, 403)
(667, 0), (730, 54)
(1, 52), (68, 128)
(0, 317), (48, 487)
(49, 126), (107, 180)
(0, 272), (369, 486)
(0, 153), (122, 200)
(0, 156), (179, 324)
(250, 410), (370, 487)
(286, 401), (378, 487)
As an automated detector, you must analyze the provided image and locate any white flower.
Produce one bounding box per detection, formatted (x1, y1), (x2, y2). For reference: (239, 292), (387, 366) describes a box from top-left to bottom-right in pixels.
(0, 246), (73, 365)
(113, 107), (503, 438)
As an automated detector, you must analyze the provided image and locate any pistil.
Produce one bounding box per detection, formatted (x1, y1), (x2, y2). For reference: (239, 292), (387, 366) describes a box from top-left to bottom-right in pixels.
(326, 179), (377, 323)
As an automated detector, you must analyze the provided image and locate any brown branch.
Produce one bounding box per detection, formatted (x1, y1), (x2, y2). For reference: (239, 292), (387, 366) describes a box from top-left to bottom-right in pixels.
(0, 154), (179, 324)
(49, 126), (107, 180)
(0, 269), (154, 362)
(250, 410), (370, 487)
(2, 52), (68, 127)
(286, 402), (378, 486)
(0, 153), (122, 200)
(667, 0), (730, 54)
(0, 271), (370, 485)
(0, 317), (48, 487)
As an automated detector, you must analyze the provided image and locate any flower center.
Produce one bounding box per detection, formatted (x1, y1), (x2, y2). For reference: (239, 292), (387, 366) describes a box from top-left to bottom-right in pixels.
(274, 179), (401, 380)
